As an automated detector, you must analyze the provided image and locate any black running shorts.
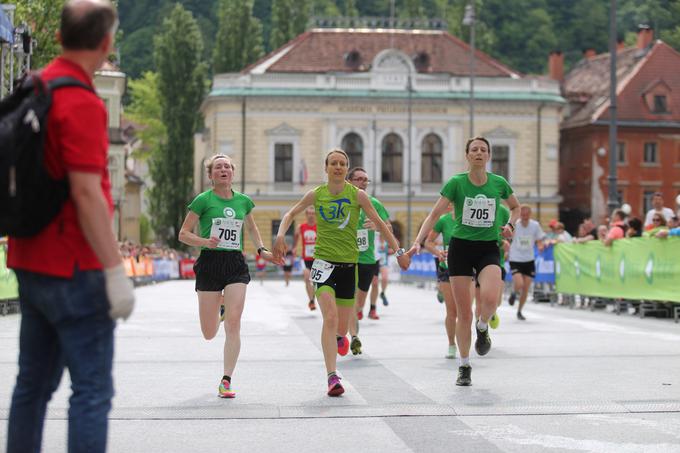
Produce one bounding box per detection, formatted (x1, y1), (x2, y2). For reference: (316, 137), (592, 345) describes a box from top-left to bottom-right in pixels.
(315, 261), (356, 306)
(509, 260), (536, 278)
(357, 261), (380, 292)
(194, 250), (250, 291)
(448, 238), (501, 277)
(304, 259), (313, 270)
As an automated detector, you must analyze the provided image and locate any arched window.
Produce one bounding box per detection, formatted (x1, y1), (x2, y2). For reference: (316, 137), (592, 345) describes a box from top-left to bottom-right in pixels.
(421, 133), (442, 183)
(381, 133), (403, 183)
(341, 133), (363, 168)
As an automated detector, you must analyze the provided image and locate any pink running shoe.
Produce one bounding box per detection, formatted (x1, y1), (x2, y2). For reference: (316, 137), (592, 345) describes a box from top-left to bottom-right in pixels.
(218, 379), (236, 398)
(337, 336), (349, 356)
(327, 374), (344, 396)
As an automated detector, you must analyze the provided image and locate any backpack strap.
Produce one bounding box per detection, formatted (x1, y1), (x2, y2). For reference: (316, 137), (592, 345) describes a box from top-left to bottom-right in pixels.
(47, 76), (96, 94)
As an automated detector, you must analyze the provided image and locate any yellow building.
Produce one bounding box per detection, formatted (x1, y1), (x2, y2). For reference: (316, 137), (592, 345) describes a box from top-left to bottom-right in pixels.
(199, 28), (564, 252)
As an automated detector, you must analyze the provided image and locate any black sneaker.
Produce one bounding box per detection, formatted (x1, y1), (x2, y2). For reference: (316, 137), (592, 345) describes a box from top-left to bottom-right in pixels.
(517, 311), (526, 321)
(350, 336), (362, 355)
(475, 325), (492, 356)
(508, 292), (516, 306)
(456, 365), (472, 386)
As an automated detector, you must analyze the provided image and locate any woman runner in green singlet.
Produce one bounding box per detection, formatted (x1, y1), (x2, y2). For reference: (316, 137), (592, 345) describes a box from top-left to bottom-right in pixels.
(178, 155), (276, 398)
(409, 137), (520, 387)
(273, 149), (410, 397)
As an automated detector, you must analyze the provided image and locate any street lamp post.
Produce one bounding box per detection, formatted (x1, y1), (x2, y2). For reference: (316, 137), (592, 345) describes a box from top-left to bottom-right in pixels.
(607, 0), (619, 214)
(463, 2), (476, 137)
(406, 72), (413, 246)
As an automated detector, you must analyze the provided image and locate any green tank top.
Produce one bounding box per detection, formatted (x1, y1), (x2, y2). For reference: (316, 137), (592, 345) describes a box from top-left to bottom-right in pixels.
(314, 182), (361, 263)
(439, 172), (513, 242)
(357, 196), (389, 264)
(187, 189), (254, 252)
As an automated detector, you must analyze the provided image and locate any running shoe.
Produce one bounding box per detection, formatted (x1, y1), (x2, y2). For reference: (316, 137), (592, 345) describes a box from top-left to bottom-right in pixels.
(357, 311), (363, 321)
(436, 290), (444, 303)
(456, 365), (472, 386)
(489, 313), (500, 329)
(368, 308), (380, 320)
(327, 374), (344, 396)
(508, 292), (516, 306)
(517, 311), (526, 321)
(219, 304), (225, 323)
(474, 324), (492, 356)
(380, 292), (389, 306)
(308, 300), (316, 311)
(445, 344), (457, 359)
(218, 379), (236, 398)
(350, 336), (362, 355)
(337, 336), (349, 356)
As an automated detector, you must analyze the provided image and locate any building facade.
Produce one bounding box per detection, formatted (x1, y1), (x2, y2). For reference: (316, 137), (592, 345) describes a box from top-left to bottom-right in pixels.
(558, 28), (680, 229)
(199, 29), (564, 252)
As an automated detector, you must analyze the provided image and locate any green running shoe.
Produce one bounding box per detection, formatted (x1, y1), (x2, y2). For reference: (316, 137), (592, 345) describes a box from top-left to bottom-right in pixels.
(489, 313), (500, 329)
(445, 344), (457, 359)
(350, 336), (362, 355)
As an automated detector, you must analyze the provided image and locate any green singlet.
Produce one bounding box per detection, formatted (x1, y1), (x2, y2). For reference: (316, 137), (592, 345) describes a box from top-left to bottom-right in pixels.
(313, 182), (361, 263)
(357, 197), (389, 265)
(433, 213), (456, 270)
(439, 172), (513, 242)
(187, 189), (254, 252)
(497, 204), (511, 263)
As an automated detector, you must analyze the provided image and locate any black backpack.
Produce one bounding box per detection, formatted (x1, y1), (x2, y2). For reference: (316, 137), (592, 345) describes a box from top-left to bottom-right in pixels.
(0, 73), (95, 237)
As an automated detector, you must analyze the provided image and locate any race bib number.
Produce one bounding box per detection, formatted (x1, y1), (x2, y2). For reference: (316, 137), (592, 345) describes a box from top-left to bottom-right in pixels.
(310, 259), (334, 284)
(304, 244), (315, 257)
(518, 236), (532, 251)
(462, 197), (496, 228)
(356, 229), (369, 252)
(210, 217), (243, 250)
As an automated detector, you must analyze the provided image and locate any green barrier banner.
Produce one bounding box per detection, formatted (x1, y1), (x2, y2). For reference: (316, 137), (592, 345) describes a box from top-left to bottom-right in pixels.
(0, 245), (19, 300)
(555, 238), (680, 303)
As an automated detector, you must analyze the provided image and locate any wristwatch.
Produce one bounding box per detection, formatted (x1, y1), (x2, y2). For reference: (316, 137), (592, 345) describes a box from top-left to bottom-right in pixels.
(395, 247), (406, 257)
(506, 222), (515, 231)
(257, 246), (269, 256)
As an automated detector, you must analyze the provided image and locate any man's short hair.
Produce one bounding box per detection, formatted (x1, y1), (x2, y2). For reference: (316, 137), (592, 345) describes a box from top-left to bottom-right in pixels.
(61, 0), (118, 51)
(653, 191), (663, 198)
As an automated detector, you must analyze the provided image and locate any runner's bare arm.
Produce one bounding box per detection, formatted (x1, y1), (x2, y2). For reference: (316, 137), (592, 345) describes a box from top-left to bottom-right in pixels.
(244, 213), (277, 262)
(424, 231), (445, 260)
(292, 226), (301, 257)
(410, 196), (451, 256)
(274, 190), (316, 261)
(358, 190), (410, 270)
(503, 194), (521, 238)
(178, 211), (218, 248)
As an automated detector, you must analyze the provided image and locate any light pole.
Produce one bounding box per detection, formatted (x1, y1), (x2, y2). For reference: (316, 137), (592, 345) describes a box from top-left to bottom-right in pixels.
(463, 2), (476, 137)
(607, 0), (619, 214)
(406, 72), (413, 246)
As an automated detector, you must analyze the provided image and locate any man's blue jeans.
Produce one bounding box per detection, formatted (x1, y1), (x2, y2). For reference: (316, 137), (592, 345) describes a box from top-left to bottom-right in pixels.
(7, 269), (115, 453)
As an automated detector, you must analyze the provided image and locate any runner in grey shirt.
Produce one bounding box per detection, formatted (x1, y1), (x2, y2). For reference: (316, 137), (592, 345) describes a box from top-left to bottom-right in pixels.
(507, 205), (545, 320)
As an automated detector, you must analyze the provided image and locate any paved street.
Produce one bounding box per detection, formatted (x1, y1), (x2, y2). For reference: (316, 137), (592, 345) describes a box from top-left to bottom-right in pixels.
(1, 279), (680, 453)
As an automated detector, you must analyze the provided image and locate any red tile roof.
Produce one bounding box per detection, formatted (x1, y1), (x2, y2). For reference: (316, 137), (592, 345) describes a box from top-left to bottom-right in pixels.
(243, 28), (519, 78)
(562, 41), (680, 129)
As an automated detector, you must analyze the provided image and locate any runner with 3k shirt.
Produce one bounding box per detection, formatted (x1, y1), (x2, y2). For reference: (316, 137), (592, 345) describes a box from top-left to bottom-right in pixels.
(409, 137), (519, 386)
(274, 149), (409, 396)
(347, 167), (390, 355)
(292, 206), (318, 310)
(423, 204), (459, 359)
(179, 154), (276, 398)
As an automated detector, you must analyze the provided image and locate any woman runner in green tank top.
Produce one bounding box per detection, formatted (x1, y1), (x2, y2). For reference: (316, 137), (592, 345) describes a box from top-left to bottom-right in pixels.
(273, 149), (410, 397)
(409, 137), (520, 387)
(178, 155), (276, 399)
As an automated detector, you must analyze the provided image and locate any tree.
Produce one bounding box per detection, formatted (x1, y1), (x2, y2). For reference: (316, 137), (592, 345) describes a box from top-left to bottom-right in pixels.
(344, 0), (359, 17)
(270, 0), (310, 49)
(213, 0), (264, 73)
(11, 0), (65, 68)
(150, 4), (207, 247)
(400, 0), (425, 18)
(125, 71), (166, 160)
